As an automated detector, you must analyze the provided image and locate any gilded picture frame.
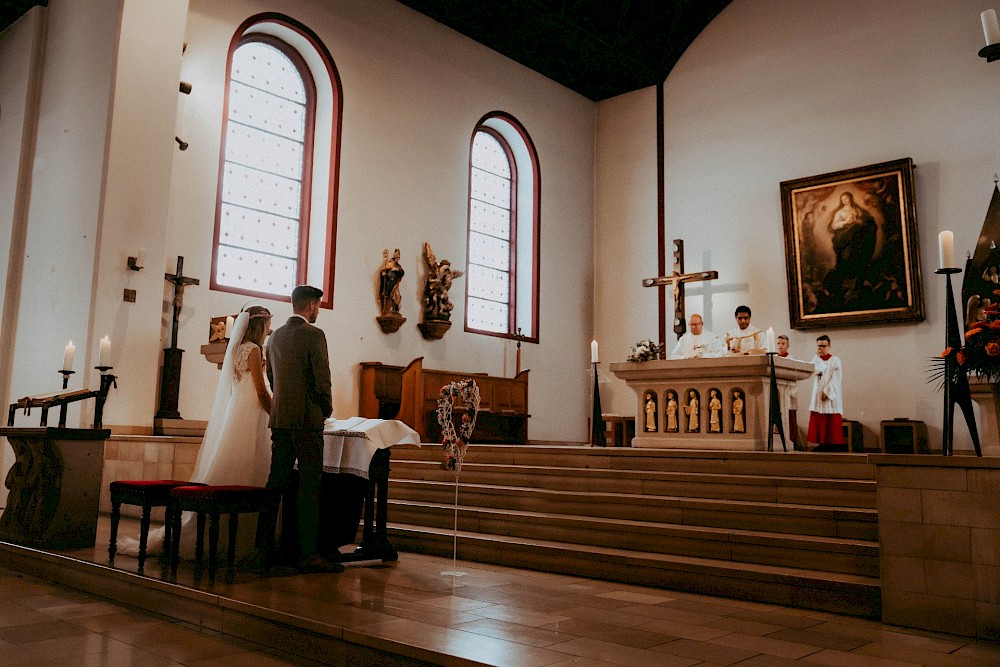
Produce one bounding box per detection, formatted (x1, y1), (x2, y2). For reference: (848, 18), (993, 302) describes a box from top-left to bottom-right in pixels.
(780, 158), (924, 329)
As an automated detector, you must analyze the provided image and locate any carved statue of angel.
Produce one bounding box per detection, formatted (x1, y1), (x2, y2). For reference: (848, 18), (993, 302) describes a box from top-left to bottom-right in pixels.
(423, 242), (464, 322)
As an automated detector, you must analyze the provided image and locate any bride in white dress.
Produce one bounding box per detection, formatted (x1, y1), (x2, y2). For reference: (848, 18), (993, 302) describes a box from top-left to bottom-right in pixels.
(119, 306), (272, 559)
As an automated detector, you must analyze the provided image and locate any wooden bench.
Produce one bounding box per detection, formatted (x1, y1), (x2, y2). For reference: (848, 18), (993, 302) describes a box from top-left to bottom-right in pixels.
(359, 358), (529, 443)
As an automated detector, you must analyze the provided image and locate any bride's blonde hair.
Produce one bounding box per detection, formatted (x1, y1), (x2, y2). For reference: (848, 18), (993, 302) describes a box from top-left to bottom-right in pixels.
(242, 306), (271, 347)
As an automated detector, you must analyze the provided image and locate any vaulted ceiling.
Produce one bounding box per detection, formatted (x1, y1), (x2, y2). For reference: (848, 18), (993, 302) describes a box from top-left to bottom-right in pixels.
(0, 0), (729, 101)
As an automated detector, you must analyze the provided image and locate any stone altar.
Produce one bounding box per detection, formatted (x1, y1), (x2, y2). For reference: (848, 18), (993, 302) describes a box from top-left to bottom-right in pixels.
(610, 355), (813, 450)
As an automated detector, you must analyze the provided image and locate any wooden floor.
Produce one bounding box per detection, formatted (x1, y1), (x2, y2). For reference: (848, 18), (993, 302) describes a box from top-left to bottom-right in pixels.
(1, 445), (998, 665)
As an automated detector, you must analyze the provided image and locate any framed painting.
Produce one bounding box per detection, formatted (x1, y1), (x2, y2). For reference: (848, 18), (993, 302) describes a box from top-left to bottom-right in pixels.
(780, 158), (924, 329)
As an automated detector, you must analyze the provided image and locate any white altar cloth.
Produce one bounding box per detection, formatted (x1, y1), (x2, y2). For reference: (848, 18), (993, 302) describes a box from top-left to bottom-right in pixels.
(322, 417), (420, 478)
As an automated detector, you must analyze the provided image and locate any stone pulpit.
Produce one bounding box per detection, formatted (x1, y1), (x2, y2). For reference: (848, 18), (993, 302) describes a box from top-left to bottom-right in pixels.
(0, 427), (109, 548)
(610, 355), (813, 450)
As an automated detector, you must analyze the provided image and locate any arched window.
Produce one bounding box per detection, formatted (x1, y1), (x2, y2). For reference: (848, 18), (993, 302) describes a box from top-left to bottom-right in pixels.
(465, 113), (540, 341)
(212, 14), (342, 307)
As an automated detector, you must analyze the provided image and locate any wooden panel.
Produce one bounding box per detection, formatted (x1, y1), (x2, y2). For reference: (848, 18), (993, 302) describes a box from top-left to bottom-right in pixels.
(360, 358), (529, 443)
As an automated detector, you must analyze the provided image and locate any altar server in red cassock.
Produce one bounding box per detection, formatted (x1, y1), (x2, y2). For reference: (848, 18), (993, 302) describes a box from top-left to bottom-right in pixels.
(807, 335), (844, 448)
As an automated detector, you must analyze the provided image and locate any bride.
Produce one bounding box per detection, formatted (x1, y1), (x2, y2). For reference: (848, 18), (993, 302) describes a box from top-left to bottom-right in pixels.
(119, 306), (273, 559)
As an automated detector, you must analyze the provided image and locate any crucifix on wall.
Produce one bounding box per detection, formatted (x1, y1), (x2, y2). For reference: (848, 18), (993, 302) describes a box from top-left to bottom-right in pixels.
(156, 256), (200, 420)
(642, 240), (718, 344)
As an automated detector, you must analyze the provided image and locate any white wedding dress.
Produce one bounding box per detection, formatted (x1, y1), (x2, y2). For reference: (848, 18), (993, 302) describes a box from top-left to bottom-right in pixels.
(118, 313), (271, 560)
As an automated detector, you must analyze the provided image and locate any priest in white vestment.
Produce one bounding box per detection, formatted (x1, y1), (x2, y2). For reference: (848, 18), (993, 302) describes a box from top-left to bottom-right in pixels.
(670, 313), (724, 359)
(725, 305), (762, 353)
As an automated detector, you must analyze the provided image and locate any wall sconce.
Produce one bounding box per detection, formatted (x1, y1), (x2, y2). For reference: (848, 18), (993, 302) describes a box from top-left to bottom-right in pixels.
(980, 9), (1000, 61)
(127, 247), (145, 271)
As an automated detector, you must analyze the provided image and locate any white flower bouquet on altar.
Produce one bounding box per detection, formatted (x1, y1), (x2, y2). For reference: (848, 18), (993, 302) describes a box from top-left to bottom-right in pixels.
(627, 338), (662, 362)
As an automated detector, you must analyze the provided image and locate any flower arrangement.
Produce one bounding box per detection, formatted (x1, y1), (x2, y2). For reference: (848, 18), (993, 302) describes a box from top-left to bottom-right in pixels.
(436, 379), (481, 472)
(627, 338), (662, 362)
(943, 291), (1000, 383)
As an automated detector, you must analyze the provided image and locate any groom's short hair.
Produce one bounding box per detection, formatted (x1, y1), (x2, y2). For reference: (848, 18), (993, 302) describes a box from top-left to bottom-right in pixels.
(291, 285), (323, 311)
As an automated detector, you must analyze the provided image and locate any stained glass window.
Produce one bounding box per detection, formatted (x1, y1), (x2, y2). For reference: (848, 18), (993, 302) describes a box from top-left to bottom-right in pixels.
(215, 39), (308, 297)
(467, 131), (513, 333)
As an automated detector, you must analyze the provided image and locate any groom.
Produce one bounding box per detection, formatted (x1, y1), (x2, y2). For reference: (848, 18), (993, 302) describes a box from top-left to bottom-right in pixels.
(265, 285), (337, 572)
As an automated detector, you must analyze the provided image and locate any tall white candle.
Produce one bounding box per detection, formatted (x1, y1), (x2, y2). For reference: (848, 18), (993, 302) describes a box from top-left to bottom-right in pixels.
(591, 340), (599, 363)
(983, 9), (1000, 46)
(62, 341), (75, 371)
(99, 335), (111, 367)
(136, 247), (145, 268)
(939, 230), (956, 269)
(225, 315), (235, 339)
(766, 328), (776, 354)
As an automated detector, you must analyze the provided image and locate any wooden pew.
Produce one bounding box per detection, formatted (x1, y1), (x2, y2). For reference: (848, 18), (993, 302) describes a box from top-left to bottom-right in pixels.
(359, 358), (529, 443)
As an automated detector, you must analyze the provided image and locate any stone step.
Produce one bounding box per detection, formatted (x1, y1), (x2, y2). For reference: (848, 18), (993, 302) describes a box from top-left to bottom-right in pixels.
(388, 478), (878, 540)
(392, 444), (877, 480)
(389, 460), (877, 508)
(388, 500), (879, 577)
(386, 523), (881, 618)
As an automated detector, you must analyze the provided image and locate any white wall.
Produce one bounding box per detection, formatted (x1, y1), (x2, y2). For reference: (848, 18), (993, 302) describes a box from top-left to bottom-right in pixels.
(0, 6), (45, 503)
(596, 0), (1000, 450)
(160, 0), (596, 441)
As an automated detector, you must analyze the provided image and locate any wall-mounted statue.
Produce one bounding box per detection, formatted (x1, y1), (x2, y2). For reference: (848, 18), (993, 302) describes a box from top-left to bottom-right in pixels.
(376, 248), (405, 333)
(418, 242), (464, 340)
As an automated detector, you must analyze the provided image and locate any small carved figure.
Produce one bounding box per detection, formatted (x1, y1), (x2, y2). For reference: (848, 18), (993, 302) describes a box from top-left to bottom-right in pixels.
(684, 390), (700, 432)
(709, 389), (722, 433)
(644, 393), (657, 432)
(666, 391), (678, 432)
(422, 242), (464, 322)
(732, 389), (746, 433)
(378, 248), (405, 316)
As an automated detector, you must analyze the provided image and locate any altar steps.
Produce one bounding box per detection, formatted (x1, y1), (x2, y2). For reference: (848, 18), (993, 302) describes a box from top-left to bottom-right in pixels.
(383, 445), (881, 618)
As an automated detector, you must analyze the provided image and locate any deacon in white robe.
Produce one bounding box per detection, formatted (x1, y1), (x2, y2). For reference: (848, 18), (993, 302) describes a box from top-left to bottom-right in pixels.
(725, 305), (763, 353)
(670, 313), (724, 359)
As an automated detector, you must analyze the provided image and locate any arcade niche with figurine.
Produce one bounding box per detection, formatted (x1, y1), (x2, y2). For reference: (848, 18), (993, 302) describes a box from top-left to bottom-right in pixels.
(610, 355), (811, 450)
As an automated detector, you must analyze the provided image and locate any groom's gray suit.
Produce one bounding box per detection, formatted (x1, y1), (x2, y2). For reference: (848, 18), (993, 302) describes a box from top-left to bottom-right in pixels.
(266, 315), (333, 561)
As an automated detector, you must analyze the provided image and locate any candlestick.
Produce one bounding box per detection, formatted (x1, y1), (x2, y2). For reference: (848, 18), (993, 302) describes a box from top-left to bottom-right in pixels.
(984, 9), (1000, 46)
(590, 340), (599, 364)
(765, 327), (776, 354)
(99, 335), (111, 367)
(62, 340), (76, 371)
(938, 230), (955, 269)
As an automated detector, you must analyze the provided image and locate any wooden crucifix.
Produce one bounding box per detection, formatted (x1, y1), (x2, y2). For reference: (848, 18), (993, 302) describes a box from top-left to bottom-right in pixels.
(157, 256), (201, 421)
(164, 256), (200, 349)
(642, 240), (718, 342)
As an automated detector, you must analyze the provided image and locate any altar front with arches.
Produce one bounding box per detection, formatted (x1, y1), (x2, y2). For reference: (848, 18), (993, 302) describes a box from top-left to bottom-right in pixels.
(610, 356), (813, 450)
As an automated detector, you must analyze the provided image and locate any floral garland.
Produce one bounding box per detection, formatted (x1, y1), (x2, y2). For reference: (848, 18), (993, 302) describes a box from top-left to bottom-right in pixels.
(627, 338), (662, 362)
(437, 379), (481, 472)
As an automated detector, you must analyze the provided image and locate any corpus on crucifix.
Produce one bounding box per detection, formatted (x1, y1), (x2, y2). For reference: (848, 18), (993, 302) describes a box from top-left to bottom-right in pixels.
(642, 240), (718, 342)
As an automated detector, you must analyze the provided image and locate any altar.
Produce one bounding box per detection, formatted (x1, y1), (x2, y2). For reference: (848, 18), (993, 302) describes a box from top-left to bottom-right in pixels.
(609, 355), (813, 450)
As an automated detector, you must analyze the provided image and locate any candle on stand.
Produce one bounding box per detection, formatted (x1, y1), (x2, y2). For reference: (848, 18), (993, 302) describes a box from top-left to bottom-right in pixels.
(225, 315), (235, 339)
(99, 336), (111, 367)
(766, 327), (776, 354)
(591, 340), (599, 364)
(938, 230), (955, 269)
(983, 9), (1000, 46)
(62, 341), (75, 371)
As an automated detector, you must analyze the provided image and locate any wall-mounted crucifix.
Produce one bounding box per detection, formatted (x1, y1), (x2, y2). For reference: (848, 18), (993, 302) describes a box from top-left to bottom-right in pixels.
(642, 240), (718, 343)
(156, 256), (200, 421)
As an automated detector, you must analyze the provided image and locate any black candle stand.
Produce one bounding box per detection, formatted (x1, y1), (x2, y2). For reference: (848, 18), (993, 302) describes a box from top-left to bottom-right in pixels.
(591, 362), (605, 447)
(765, 352), (786, 452)
(936, 267), (982, 457)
